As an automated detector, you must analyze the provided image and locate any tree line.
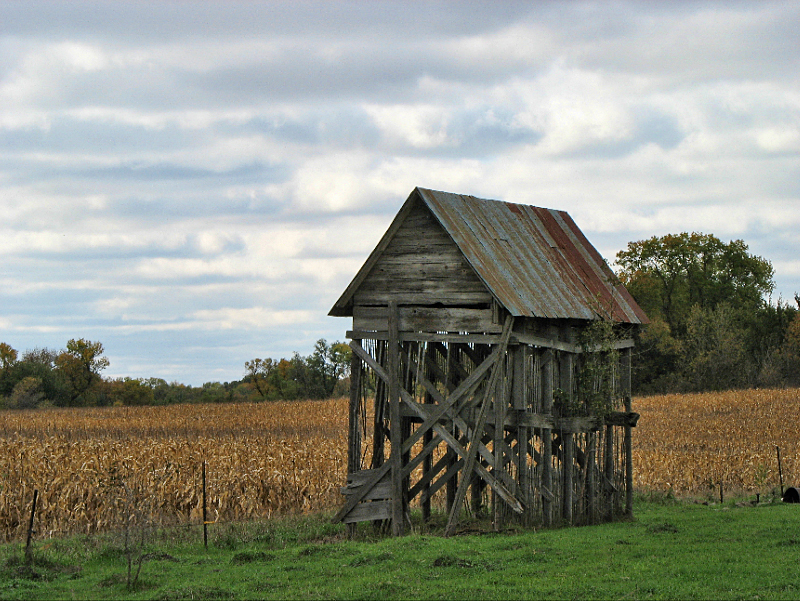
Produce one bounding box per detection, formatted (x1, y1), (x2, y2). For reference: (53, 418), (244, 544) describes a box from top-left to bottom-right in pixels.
(0, 338), (351, 409)
(616, 232), (800, 394)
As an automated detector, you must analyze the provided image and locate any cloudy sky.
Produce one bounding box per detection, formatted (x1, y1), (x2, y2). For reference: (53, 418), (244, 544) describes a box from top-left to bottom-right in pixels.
(1, 1), (798, 385)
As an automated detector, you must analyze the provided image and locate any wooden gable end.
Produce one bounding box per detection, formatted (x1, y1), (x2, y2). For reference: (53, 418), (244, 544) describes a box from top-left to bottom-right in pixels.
(350, 196), (498, 333)
(353, 197), (492, 308)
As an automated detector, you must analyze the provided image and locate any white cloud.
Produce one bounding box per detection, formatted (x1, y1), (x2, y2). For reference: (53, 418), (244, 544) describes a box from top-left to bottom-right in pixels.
(192, 307), (315, 330)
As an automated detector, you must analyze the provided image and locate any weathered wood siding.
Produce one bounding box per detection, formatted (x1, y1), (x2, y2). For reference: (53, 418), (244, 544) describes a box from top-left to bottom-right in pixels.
(353, 199), (493, 309)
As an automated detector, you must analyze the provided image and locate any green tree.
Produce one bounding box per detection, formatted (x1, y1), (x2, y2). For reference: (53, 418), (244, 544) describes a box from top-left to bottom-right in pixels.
(306, 339), (352, 398)
(55, 339), (109, 406)
(617, 233), (779, 393)
(244, 340), (351, 401)
(0, 342), (17, 371)
(616, 232), (774, 334)
(244, 357), (277, 400)
(106, 378), (155, 406)
(4, 348), (68, 405)
(762, 310), (800, 387)
(0, 342), (19, 401)
(682, 303), (750, 391)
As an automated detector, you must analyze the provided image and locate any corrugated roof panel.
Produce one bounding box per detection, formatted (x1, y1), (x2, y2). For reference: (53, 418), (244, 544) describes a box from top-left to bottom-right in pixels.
(417, 188), (647, 324)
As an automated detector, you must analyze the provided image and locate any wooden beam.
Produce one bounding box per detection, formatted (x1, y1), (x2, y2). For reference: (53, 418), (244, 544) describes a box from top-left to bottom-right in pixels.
(388, 301), (404, 536)
(541, 348), (553, 527)
(348, 330), (504, 345)
(563, 432), (574, 525)
(346, 338), (362, 537)
(622, 347), (633, 516)
(347, 330), (634, 354)
(347, 341), (362, 474)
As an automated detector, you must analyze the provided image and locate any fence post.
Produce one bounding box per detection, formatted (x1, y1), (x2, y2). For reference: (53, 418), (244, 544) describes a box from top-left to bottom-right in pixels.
(25, 489), (38, 562)
(202, 461), (208, 549)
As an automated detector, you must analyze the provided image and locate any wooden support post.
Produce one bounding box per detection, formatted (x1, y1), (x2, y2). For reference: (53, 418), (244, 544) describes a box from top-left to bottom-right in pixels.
(604, 424), (614, 520)
(388, 301), (404, 536)
(621, 347), (633, 516)
(348, 340), (362, 474)
(493, 350), (510, 530)
(347, 340), (362, 537)
(202, 461), (208, 549)
(541, 348), (553, 527)
(563, 432), (574, 525)
(422, 343), (433, 522)
(586, 432), (597, 524)
(25, 489), (38, 562)
(445, 344), (459, 514)
(511, 346), (529, 526)
(370, 341), (387, 471)
(559, 328), (574, 525)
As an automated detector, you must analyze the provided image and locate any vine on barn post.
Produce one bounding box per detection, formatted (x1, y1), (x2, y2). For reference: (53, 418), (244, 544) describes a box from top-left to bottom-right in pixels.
(576, 319), (621, 417)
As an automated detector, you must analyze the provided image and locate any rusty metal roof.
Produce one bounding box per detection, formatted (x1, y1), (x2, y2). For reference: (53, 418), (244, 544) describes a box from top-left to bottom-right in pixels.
(331, 187), (648, 324)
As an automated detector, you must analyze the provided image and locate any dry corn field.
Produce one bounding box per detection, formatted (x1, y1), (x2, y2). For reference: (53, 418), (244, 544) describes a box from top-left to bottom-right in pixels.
(0, 399), (349, 542)
(634, 388), (800, 497)
(2, 388), (800, 542)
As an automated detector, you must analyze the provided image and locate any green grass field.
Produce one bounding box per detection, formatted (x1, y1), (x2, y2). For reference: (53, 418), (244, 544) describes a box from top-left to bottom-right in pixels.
(3, 495), (800, 600)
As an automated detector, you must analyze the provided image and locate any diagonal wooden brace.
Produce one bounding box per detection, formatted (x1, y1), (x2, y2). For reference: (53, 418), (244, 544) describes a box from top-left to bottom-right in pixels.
(445, 316), (518, 536)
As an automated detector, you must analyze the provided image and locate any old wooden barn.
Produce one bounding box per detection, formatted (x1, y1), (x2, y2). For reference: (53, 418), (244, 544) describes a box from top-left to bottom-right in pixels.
(330, 187), (648, 536)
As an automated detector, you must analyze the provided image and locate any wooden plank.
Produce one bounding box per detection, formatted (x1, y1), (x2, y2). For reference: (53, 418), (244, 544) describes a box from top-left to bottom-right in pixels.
(403, 356), (520, 495)
(494, 350), (512, 529)
(421, 350), (434, 522)
(445, 343), (460, 513)
(341, 480), (392, 502)
(604, 424), (614, 521)
(359, 269), (485, 290)
(342, 500), (392, 524)
(347, 348), (362, 538)
(354, 290), (493, 307)
(424, 457), (464, 503)
(353, 305), (499, 334)
(409, 453), (451, 501)
(512, 333), (635, 354)
(504, 411), (603, 432)
(402, 392), (521, 512)
(344, 468), (390, 488)
(603, 411), (640, 428)
(401, 430), (442, 479)
(587, 432), (597, 525)
(331, 461), (392, 524)
(350, 338), (494, 457)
